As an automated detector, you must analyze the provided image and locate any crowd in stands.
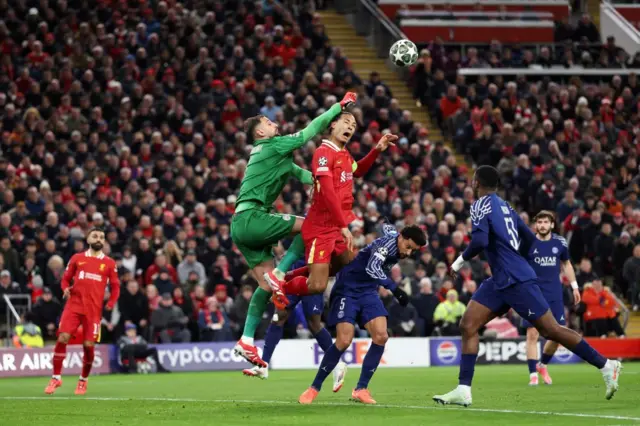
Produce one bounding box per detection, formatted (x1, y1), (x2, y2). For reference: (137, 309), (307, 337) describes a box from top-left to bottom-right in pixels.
(0, 0), (634, 346)
(409, 11), (640, 337)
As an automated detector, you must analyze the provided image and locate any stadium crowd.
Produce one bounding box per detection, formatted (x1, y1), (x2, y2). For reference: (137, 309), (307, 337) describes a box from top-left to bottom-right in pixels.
(0, 0), (635, 346)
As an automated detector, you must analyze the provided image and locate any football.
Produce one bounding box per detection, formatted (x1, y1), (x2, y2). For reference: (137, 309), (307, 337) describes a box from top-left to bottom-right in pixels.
(389, 39), (418, 67)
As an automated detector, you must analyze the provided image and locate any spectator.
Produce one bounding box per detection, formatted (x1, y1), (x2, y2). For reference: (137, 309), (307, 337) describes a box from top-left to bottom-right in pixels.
(594, 223), (615, 276)
(31, 287), (61, 340)
(410, 278), (440, 336)
(383, 287), (418, 337)
(582, 278), (625, 337)
(119, 280), (150, 336)
(622, 244), (640, 311)
(12, 312), (44, 348)
(0, 270), (21, 297)
(118, 324), (170, 374)
(177, 250), (207, 287)
(459, 280), (477, 305)
(434, 289), (466, 336)
(229, 284), (254, 338)
(576, 258), (597, 290)
(146, 284), (161, 313)
(213, 284), (234, 313)
(153, 267), (177, 296)
(151, 293), (191, 343)
(198, 297), (233, 342)
(145, 254), (178, 287)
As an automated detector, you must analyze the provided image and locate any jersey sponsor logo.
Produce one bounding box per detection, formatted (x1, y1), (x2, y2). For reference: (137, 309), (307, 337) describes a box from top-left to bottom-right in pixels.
(340, 170), (353, 183)
(78, 271), (103, 282)
(318, 156), (328, 167)
(436, 341), (459, 364)
(552, 247), (558, 254)
(534, 256), (557, 267)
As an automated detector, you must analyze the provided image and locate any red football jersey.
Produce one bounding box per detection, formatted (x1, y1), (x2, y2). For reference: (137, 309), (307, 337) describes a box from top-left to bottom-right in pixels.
(61, 250), (120, 318)
(306, 140), (357, 227)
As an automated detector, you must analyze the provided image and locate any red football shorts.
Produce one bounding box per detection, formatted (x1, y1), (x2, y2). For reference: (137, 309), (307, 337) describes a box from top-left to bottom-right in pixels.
(58, 309), (101, 343)
(302, 224), (347, 264)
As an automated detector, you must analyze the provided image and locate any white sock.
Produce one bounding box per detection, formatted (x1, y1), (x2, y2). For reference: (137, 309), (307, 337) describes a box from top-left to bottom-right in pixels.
(600, 359), (612, 372)
(52, 375), (61, 380)
(530, 373), (537, 379)
(538, 361), (547, 367)
(456, 384), (471, 393)
(241, 336), (254, 345)
(272, 269), (285, 280)
(79, 376), (88, 382)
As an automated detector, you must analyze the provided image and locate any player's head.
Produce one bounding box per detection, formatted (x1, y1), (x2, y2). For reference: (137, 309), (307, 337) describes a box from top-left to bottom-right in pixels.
(244, 114), (279, 142)
(472, 165), (499, 197)
(533, 210), (555, 237)
(329, 112), (356, 145)
(398, 225), (427, 258)
(86, 227), (105, 252)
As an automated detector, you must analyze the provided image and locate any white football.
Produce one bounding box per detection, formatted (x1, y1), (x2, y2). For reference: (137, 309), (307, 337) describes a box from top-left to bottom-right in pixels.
(389, 39), (418, 67)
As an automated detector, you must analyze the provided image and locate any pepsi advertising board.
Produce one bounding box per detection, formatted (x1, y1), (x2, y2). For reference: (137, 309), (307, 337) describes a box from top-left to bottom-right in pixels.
(429, 337), (580, 366)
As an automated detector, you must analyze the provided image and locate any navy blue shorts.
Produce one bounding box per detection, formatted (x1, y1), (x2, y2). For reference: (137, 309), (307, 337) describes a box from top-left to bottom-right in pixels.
(327, 293), (387, 328)
(522, 298), (565, 328)
(287, 294), (324, 317)
(472, 277), (550, 324)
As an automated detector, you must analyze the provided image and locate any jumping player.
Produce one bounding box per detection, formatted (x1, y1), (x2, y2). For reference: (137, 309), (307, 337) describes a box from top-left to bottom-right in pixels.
(232, 92), (357, 367)
(44, 227), (120, 395)
(277, 112), (397, 300)
(299, 225), (426, 405)
(524, 210), (581, 386)
(243, 262), (347, 390)
(433, 166), (621, 407)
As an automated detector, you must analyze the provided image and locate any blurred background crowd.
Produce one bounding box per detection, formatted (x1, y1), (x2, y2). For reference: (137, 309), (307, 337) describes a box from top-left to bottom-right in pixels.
(0, 0), (636, 347)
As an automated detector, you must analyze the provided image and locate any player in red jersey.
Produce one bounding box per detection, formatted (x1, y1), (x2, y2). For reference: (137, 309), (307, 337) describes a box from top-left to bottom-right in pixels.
(279, 112), (397, 298)
(44, 227), (120, 396)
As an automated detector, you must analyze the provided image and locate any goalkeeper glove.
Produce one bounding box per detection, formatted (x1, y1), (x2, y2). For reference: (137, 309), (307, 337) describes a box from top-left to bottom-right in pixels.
(340, 92), (357, 110)
(392, 287), (409, 307)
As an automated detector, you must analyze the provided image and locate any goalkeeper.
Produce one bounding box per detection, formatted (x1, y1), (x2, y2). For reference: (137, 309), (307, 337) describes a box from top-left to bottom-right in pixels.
(231, 92), (357, 367)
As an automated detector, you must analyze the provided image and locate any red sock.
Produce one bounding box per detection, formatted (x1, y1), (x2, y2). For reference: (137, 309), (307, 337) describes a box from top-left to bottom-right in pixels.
(284, 266), (310, 281)
(53, 341), (67, 376)
(283, 276), (310, 296)
(81, 345), (95, 379)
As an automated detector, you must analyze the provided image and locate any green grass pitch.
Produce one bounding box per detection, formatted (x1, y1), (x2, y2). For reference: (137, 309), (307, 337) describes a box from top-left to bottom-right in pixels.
(0, 364), (638, 425)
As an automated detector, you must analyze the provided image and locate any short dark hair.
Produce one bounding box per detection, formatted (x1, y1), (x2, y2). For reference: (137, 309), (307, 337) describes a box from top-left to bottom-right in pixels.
(244, 115), (265, 143)
(329, 111), (354, 128)
(87, 226), (105, 237)
(474, 165), (500, 190)
(401, 225), (427, 247)
(533, 210), (556, 223)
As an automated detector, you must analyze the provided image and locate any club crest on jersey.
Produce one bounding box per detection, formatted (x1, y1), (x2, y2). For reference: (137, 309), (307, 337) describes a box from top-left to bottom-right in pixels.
(99, 264), (106, 271)
(534, 256), (557, 267)
(552, 247), (558, 254)
(318, 157), (328, 166)
(340, 170), (353, 183)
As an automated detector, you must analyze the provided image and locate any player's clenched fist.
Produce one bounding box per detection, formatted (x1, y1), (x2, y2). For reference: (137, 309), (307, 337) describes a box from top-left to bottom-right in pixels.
(375, 133), (398, 152)
(340, 92), (357, 110)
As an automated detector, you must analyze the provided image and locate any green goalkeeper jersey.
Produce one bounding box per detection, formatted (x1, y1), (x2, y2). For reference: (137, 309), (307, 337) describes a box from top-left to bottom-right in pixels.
(235, 103), (342, 210)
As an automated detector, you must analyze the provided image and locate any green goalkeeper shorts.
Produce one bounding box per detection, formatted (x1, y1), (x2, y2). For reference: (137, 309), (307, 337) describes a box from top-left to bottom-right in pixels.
(231, 209), (297, 268)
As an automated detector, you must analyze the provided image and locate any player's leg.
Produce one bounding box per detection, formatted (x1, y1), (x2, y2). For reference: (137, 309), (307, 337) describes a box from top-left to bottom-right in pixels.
(244, 308), (289, 379)
(284, 229), (340, 296)
(75, 316), (100, 395)
(302, 295), (345, 392)
(513, 283), (621, 399)
(300, 296), (355, 404)
(433, 278), (503, 406)
(45, 309), (78, 394)
(525, 326), (540, 386)
(265, 217), (305, 284)
(352, 314), (389, 405)
(537, 299), (564, 385)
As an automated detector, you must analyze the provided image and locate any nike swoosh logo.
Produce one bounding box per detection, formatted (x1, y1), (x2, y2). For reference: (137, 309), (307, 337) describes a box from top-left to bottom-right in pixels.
(78, 262), (86, 266)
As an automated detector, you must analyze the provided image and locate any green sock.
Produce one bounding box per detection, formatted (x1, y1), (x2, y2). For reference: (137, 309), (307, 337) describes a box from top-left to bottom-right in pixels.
(275, 234), (305, 277)
(241, 287), (271, 340)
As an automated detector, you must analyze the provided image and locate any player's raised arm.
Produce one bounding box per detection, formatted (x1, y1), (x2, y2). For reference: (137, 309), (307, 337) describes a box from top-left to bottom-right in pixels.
(515, 212), (536, 258)
(274, 92), (357, 155)
(106, 261), (121, 310)
(291, 164), (314, 185)
(353, 134), (397, 178)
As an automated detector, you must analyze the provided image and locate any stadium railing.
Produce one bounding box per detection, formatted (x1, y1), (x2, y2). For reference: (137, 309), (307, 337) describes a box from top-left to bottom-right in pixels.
(600, 1), (640, 57)
(400, 19), (555, 43)
(457, 67), (640, 84)
(396, 10), (554, 19)
(2, 294), (31, 346)
(611, 292), (631, 331)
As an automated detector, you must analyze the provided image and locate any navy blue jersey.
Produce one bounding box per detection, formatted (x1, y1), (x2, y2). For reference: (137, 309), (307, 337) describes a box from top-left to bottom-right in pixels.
(528, 234), (568, 301)
(465, 193), (537, 289)
(332, 225), (399, 297)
